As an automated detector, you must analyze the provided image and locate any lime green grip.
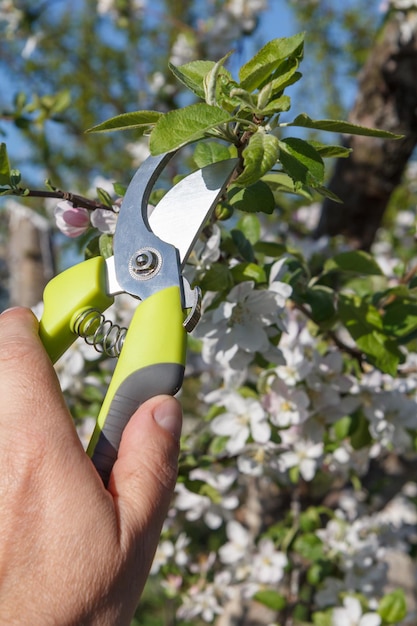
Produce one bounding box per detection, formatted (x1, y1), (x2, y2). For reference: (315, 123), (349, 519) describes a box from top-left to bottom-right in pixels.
(39, 256), (114, 363)
(87, 285), (187, 485)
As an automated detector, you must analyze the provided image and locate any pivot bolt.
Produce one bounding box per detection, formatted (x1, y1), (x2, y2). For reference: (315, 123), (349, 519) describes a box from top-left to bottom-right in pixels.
(129, 247), (162, 280)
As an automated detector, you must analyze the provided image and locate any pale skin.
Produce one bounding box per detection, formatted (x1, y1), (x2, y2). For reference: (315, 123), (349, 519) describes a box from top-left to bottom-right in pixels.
(0, 307), (183, 625)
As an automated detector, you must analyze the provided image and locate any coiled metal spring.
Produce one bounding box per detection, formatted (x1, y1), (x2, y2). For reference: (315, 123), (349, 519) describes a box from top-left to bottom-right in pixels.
(73, 308), (127, 357)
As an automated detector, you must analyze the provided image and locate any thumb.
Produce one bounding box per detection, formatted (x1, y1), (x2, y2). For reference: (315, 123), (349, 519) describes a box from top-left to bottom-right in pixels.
(109, 394), (182, 549)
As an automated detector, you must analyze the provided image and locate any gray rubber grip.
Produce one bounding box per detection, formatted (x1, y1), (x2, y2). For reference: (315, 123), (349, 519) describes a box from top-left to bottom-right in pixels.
(91, 362), (184, 486)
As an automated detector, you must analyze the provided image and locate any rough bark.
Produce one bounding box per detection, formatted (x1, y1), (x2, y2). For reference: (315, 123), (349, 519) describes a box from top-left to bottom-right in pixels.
(315, 10), (417, 249)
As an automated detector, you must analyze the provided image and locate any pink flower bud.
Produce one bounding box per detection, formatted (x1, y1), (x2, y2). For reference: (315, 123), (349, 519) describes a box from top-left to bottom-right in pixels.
(54, 201), (90, 238)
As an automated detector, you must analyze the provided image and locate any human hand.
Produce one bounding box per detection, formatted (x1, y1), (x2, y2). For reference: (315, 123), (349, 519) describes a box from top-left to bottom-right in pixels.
(0, 307), (182, 626)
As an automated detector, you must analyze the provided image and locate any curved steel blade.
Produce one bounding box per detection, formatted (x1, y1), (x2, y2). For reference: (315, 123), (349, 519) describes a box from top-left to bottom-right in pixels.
(149, 158), (238, 267)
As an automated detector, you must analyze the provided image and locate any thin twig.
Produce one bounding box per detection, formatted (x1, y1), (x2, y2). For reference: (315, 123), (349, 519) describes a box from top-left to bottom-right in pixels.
(12, 188), (115, 212)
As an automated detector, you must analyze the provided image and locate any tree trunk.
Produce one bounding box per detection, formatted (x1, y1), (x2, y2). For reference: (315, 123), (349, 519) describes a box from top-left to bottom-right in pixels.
(6, 202), (55, 309)
(315, 9), (417, 249)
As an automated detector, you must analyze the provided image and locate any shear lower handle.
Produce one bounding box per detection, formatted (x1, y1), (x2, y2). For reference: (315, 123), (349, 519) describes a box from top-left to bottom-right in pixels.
(90, 363), (184, 485)
(39, 256), (114, 363)
(87, 285), (187, 486)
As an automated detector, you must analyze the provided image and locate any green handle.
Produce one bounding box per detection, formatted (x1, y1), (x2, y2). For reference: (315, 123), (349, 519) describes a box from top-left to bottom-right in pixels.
(39, 256), (114, 363)
(87, 285), (187, 486)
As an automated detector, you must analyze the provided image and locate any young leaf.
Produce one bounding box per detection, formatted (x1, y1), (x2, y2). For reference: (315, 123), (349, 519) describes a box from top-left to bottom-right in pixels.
(267, 61), (302, 97)
(288, 113), (403, 139)
(96, 187), (113, 207)
(239, 33), (304, 92)
(378, 590), (407, 624)
(235, 130), (279, 186)
(193, 141), (233, 168)
(204, 51), (233, 105)
(278, 137), (324, 187)
(0, 143), (11, 186)
(149, 103), (232, 154)
(260, 95), (291, 115)
(86, 110), (162, 133)
(169, 60), (216, 99)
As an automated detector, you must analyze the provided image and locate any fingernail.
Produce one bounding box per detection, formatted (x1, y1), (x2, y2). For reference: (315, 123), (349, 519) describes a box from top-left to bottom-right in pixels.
(154, 398), (182, 442)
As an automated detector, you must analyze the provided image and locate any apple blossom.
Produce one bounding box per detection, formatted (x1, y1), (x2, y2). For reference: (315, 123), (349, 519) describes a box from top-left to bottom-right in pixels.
(219, 520), (252, 565)
(332, 596), (381, 626)
(279, 438), (324, 481)
(251, 538), (287, 584)
(209, 391), (271, 455)
(90, 207), (118, 234)
(54, 201), (90, 238)
(196, 279), (291, 371)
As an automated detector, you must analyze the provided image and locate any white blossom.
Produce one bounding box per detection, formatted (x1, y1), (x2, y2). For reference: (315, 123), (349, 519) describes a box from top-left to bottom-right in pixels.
(279, 438), (323, 481)
(197, 279), (291, 371)
(332, 596), (381, 626)
(90, 208), (118, 234)
(265, 378), (310, 428)
(219, 520), (252, 564)
(251, 538), (287, 584)
(174, 467), (238, 529)
(210, 391), (270, 455)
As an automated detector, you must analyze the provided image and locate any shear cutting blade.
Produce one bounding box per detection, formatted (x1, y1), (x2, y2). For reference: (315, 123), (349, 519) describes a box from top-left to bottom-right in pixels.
(148, 158), (237, 267)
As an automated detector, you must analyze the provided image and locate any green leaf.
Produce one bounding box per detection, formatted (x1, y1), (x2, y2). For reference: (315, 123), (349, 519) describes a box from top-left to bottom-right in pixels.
(236, 130), (279, 186)
(293, 533), (325, 562)
(350, 412), (372, 450)
(312, 611), (333, 626)
(383, 298), (417, 342)
(149, 103), (232, 154)
(262, 171), (314, 199)
(254, 241), (287, 258)
(260, 95), (291, 115)
(0, 143), (11, 186)
(309, 140), (352, 159)
(231, 229), (255, 262)
(49, 89), (71, 114)
(84, 235), (100, 259)
(254, 590), (286, 611)
(237, 213), (261, 244)
(86, 110), (161, 133)
(302, 285), (336, 323)
(169, 60), (216, 99)
(230, 262), (266, 284)
(199, 263), (233, 292)
(193, 141), (233, 168)
(228, 180), (275, 214)
(338, 294), (403, 375)
(239, 33), (304, 92)
(289, 113), (403, 139)
(267, 61), (302, 98)
(378, 590), (407, 623)
(96, 187), (113, 207)
(278, 137), (324, 187)
(113, 182), (126, 197)
(204, 51), (233, 105)
(324, 251), (383, 276)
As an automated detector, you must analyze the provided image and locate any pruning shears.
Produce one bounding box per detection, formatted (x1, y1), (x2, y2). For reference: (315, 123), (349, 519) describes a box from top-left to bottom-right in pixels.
(39, 151), (237, 486)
